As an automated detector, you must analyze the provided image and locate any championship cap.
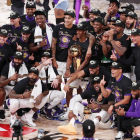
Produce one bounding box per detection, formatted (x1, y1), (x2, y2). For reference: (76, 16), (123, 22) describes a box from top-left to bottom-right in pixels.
(92, 76), (102, 83)
(131, 119), (140, 127)
(108, 16), (117, 22)
(89, 8), (101, 16)
(112, 20), (125, 28)
(110, 62), (123, 69)
(125, 11), (137, 20)
(129, 82), (140, 90)
(0, 29), (8, 37)
(14, 51), (23, 59)
(26, 1), (36, 8)
(8, 12), (20, 19)
(64, 10), (75, 18)
(89, 60), (99, 69)
(82, 120), (95, 133)
(121, 3), (135, 12)
(93, 17), (105, 25)
(118, 8), (130, 15)
(76, 23), (86, 30)
(34, 9), (46, 17)
(42, 51), (51, 57)
(131, 28), (140, 36)
(21, 26), (31, 34)
(29, 67), (39, 75)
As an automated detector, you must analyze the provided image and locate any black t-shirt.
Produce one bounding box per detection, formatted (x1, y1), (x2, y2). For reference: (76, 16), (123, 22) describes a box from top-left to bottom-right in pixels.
(29, 28), (51, 62)
(11, 37), (32, 63)
(20, 15), (36, 31)
(81, 88), (114, 104)
(1, 62), (30, 78)
(81, 21), (95, 36)
(2, 24), (22, 44)
(11, 0), (24, 8)
(106, 74), (132, 103)
(132, 136), (140, 140)
(84, 66), (111, 87)
(0, 43), (14, 74)
(13, 77), (47, 94)
(53, 24), (77, 62)
(112, 34), (131, 72)
(44, 66), (59, 90)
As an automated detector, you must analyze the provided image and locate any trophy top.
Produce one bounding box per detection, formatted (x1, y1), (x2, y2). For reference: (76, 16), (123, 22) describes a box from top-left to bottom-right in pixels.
(70, 44), (82, 57)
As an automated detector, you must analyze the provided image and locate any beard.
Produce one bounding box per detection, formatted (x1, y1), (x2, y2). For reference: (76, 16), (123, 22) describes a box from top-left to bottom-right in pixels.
(29, 78), (36, 84)
(96, 88), (101, 94)
(13, 62), (22, 73)
(126, 21), (134, 29)
(134, 93), (139, 99)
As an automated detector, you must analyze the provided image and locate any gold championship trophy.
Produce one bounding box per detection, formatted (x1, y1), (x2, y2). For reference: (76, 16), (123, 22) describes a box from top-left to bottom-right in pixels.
(70, 44), (82, 71)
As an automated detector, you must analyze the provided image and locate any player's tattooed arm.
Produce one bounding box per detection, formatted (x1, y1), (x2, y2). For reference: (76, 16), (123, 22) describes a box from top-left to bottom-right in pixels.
(86, 32), (95, 49)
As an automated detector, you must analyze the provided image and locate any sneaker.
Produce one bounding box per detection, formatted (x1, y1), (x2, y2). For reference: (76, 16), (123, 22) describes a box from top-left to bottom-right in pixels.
(35, 1), (43, 6)
(57, 123), (77, 135)
(115, 131), (124, 140)
(10, 114), (17, 127)
(0, 110), (5, 121)
(21, 114), (36, 127)
(45, 109), (54, 120)
(58, 108), (69, 120)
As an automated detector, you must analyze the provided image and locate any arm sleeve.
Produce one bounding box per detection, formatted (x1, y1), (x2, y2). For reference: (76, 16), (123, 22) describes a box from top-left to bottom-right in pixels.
(69, 94), (83, 111)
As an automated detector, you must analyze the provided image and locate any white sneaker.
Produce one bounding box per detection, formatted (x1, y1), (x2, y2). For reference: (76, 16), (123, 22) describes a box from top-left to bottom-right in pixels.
(59, 110), (69, 120)
(21, 114), (36, 127)
(115, 131), (124, 140)
(10, 114), (17, 128)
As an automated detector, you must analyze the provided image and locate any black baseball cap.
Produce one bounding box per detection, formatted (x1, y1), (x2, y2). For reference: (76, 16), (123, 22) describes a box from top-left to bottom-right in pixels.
(110, 0), (120, 8)
(89, 8), (100, 16)
(108, 16), (117, 22)
(93, 17), (105, 25)
(8, 12), (20, 19)
(64, 10), (75, 18)
(125, 11), (137, 20)
(118, 8), (130, 15)
(121, 3), (135, 12)
(0, 29), (8, 37)
(110, 62), (123, 69)
(34, 9), (46, 17)
(82, 120), (95, 133)
(131, 28), (140, 36)
(26, 1), (36, 8)
(42, 51), (51, 57)
(92, 76), (102, 83)
(29, 67), (39, 75)
(89, 60), (99, 69)
(76, 23), (86, 30)
(131, 119), (140, 127)
(14, 51), (23, 59)
(129, 82), (140, 90)
(21, 26), (31, 34)
(112, 20), (125, 28)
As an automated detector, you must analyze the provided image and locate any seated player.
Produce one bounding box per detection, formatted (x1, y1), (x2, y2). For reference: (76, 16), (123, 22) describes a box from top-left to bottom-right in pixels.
(57, 76), (114, 135)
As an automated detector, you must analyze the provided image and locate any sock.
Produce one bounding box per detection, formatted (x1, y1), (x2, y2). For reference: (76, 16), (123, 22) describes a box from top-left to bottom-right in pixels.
(70, 117), (75, 127)
(25, 109), (35, 118)
(93, 118), (99, 127)
(0, 106), (4, 110)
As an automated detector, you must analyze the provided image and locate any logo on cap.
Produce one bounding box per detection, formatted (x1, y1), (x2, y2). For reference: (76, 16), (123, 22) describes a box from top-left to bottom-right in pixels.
(94, 77), (99, 81)
(77, 24), (83, 27)
(67, 10), (73, 14)
(10, 12), (16, 16)
(16, 52), (22, 56)
(111, 17), (117, 20)
(90, 60), (96, 65)
(1, 29), (7, 34)
(88, 126), (91, 130)
(116, 20), (121, 23)
(132, 29), (137, 33)
(23, 26), (29, 31)
(128, 12), (134, 15)
(91, 8), (98, 12)
(44, 52), (50, 55)
(132, 82), (137, 87)
(125, 3), (130, 6)
(36, 9), (44, 12)
(112, 62), (118, 66)
(30, 67), (37, 71)
(27, 1), (34, 5)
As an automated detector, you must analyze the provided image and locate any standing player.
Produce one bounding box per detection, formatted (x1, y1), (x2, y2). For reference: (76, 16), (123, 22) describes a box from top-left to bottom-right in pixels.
(20, 1), (36, 30)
